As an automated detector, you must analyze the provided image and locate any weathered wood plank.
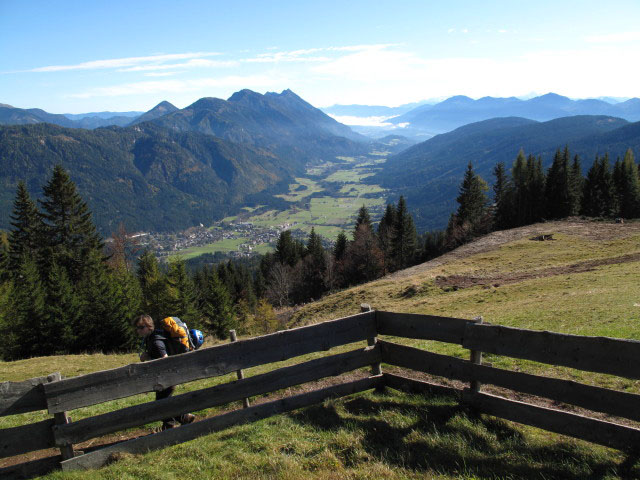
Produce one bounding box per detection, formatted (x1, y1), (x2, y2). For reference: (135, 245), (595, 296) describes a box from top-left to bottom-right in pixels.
(377, 311), (475, 344)
(383, 373), (461, 397)
(379, 340), (472, 381)
(45, 311), (376, 413)
(0, 454), (61, 480)
(463, 390), (640, 453)
(61, 376), (382, 471)
(381, 340), (640, 422)
(470, 361), (640, 423)
(463, 324), (640, 379)
(0, 373), (60, 417)
(0, 418), (56, 458)
(54, 347), (380, 446)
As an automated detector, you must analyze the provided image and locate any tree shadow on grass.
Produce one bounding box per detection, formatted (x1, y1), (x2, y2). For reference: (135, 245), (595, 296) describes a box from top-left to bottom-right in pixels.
(289, 391), (638, 479)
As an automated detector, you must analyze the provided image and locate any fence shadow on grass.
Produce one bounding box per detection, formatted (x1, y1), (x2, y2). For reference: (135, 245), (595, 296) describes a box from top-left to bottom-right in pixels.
(289, 390), (639, 480)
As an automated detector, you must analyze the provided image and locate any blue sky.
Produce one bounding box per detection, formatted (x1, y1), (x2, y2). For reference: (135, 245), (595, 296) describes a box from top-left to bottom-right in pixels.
(1, 0), (639, 113)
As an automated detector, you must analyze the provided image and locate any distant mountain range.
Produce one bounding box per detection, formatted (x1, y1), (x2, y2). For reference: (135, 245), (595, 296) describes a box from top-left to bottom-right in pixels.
(389, 93), (640, 134)
(0, 89), (372, 233)
(372, 115), (640, 230)
(0, 104), (144, 129)
(321, 93), (640, 140)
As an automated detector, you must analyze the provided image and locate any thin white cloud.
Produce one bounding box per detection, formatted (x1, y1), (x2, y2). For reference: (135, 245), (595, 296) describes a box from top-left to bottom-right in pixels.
(119, 58), (238, 72)
(242, 44), (395, 64)
(584, 31), (640, 43)
(29, 52), (220, 72)
(144, 72), (179, 77)
(67, 74), (286, 98)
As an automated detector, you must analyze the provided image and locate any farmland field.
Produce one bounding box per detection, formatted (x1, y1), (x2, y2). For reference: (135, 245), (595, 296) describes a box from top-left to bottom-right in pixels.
(174, 151), (389, 258)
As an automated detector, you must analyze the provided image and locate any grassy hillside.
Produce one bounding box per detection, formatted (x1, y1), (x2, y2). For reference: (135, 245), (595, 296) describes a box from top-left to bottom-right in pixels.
(3, 219), (640, 479)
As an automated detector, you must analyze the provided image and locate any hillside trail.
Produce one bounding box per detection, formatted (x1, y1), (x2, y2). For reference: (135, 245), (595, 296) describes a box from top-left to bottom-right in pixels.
(391, 218), (640, 286)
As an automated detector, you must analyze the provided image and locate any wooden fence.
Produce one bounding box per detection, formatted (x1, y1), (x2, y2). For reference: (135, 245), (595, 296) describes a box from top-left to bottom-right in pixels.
(2, 307), (640, 478)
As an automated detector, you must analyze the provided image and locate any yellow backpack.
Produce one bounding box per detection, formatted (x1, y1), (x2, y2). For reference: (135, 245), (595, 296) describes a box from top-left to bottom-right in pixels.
(159, 316), (193, 354)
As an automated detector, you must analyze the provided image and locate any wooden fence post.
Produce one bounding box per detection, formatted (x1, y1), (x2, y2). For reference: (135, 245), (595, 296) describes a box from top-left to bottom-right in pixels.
(229, 330), (250, 408)
(48, 373), (76, 460)
(361, 304), (382, 388)
(469, 316), (483, 394)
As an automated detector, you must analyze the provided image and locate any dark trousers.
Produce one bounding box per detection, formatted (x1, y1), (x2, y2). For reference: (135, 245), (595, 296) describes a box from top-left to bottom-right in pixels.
(156, 386), (190, 426)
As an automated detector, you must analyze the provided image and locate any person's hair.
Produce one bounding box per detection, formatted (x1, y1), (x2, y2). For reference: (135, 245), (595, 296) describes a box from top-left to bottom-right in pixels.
(134, 314), (154, 329)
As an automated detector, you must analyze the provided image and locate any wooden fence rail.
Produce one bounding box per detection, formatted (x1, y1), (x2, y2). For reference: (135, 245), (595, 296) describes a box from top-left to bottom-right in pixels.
(3, 308), (640, 477)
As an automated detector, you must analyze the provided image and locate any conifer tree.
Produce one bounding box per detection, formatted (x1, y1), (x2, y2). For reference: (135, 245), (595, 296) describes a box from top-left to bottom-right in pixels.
(8, 182), (41, 276)
(42, 259), (81, 354)
(511, 150), (528, 225)
(137, 249), (172, 321)
(582, 154), (617, 217)
(377, 203), (397, 272)
(299, 227), (327, 300)
(201, 268), (235, 338)
(3, 257), (47, 359)
(354, 205), (372, 233)
(391, 196), (417, 270)
(545, 147), (571, 219)
(39, 165), (104, 283)
(275, 230), (303, 267)
(333, 231), (348, 262)
(0, 233), (9, 283)
(167, 257), (199, 326)
(613, 149), (640, 218)
(527, 155), (546, 223)
(446, 163), (490, 247)
(343, 223), (383, 285)
(492, 162), (514, 229)
(568, 155), (584, 216)
(456, 163), (489, 224)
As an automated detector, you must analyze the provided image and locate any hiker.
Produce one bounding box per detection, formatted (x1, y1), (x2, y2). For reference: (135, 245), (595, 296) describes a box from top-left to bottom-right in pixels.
(134, 314), (196, 431)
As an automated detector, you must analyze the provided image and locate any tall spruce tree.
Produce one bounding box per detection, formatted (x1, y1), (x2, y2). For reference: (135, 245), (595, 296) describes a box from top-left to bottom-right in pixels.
(167, 257), (199, 326)
(391, 196), (417, 270)
(568, 155), (584, 216)
(79, 257), (140, 353)
(42, 259), (81, 354)
(582, 154), (617, 217)
(613, 149), (640, 218)
(377, 203), (397, 273)
(300, 227), (327, 301)
(333, 231), (348, 262)
(39, 165), (104, 284)
(527, 155), (546, 223)
(492, 162), (514, 229)
(3, 256), (47, 360)
(343, 223), (383, 285)
(201, 268), (235, 339)
(456, 163), (489, 223)
(275, 230), (303, 267)
(8, 182), (41, 276)
(137, 249), (172, 321)
(545, 147), (571, 219)
(354, 205), (372, 233)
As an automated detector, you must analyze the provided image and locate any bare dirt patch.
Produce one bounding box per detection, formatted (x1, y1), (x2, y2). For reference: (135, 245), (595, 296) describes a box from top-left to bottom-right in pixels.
(435, 252), (640, 289)
(391, 219), (640, 280)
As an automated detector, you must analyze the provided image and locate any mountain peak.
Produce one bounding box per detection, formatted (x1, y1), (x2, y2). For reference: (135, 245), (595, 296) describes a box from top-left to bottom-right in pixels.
(228, 89), (262, 103)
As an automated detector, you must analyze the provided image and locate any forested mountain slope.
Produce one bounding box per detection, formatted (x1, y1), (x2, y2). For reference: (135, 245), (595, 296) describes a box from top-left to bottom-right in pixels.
(0, 122), (293, 233)
(373, 115), (640, 230)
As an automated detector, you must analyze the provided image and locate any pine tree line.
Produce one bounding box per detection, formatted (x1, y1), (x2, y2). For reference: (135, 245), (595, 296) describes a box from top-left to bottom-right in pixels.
(443, 146), (640, 252)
